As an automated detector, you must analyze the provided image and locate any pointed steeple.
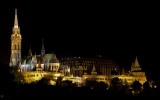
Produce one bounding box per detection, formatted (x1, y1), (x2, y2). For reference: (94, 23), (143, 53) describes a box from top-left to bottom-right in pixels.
(91, 65), (97, 75)
(28, 45), (32, 56)
(41, 39), (45, 56)
(92, 65), (96, 72)
(14, 9), (19, 28)
(134, 56), (140, 67)
(34, 53), (37, 62)
(131, 56), (141, 71)
(10, 8), (21, 67)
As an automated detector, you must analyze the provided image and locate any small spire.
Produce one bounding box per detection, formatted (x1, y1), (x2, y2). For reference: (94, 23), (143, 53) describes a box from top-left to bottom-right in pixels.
(28, 45), (32, 56)
(34, 52), (37, 62)
(134, 56), (140, 67)
(92, 65), (96, 72)
(41, 38), (45, 56)
(131, 56), (141, 71)
(34, 52), (36, 58)
(14, 8), (19, 28)
(91, 65), (97, 75)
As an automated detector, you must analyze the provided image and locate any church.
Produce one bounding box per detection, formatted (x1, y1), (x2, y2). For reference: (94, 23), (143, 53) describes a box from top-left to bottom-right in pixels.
(9, 9), (61, 83)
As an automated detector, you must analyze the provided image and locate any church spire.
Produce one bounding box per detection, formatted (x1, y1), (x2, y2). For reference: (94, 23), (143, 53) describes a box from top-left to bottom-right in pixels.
(41, 39), (45, 56)
(131, 56), (141, 71)
(28, 45), (32, 56)
(14, 9), (19, 28)
(91, 65), (97, 75)
(134, 56), (140, 67)
(92, 65), (96, 72)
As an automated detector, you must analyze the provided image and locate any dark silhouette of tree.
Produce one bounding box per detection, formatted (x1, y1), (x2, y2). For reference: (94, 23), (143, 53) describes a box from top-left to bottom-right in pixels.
(142, 81), (152, 96)
(132, 80), (142, 90)
(56, 76), (63, 86)
(96, 81), (109, 89)
(131, 80), (142, 96)
(85, 79), (98, 89)
(108, 77), (123, 95)
(143, 81), (150, 90)
(36, 77), (50, 85)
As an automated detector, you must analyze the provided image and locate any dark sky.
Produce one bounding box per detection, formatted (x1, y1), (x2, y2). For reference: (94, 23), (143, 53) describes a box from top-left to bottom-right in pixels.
(0, 1), (160, 81)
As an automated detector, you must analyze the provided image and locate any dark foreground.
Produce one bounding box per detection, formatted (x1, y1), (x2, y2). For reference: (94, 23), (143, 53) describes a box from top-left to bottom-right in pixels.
(0, 84), (159, 99)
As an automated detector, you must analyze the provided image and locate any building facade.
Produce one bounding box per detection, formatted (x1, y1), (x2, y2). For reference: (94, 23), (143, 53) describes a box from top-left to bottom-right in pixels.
(59, 56), (120, 77)
(82, 56), (147, 85)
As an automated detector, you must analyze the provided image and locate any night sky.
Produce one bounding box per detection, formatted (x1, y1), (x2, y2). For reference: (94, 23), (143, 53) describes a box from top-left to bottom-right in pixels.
(0, 1), (160, 81)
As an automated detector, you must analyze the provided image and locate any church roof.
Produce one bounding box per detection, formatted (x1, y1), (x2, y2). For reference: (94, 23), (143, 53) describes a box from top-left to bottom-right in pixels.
(20, 53), (59, 64)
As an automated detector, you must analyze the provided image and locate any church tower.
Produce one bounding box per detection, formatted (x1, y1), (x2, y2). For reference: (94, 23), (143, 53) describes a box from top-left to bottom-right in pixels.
(9, 9), (22, 67)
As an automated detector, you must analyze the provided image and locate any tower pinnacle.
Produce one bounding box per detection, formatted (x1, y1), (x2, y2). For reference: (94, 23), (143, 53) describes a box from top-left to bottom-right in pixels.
(131, 56), (141, 71)
(91, 65), (97, 75)
(14, 9), (18, 28)
(28, 45), (32, 56)
(41, 39), (45, 56)
(10, 8), (22, 67)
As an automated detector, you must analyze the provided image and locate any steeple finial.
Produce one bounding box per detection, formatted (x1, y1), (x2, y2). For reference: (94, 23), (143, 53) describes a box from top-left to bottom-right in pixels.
(14, 8), (19, 28)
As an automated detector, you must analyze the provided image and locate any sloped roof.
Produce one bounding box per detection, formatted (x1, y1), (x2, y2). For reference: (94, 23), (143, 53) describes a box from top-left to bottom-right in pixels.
(20, 53), (59, 64)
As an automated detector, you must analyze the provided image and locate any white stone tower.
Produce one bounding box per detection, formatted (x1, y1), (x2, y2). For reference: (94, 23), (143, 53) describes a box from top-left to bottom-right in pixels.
(9, 9), (22, 67)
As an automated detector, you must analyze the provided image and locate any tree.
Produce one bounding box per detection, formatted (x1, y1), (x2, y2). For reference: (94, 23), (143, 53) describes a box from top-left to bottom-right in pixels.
(142, 81), (152, 96)
(36, 77), (50, 85)
(96, 81), (109, 89)
(85, 79), (98, 89)
(56, 76), (63, 86)
(132, 80), (142, 90)
(143, 81), (150, 90)
(131, 80), (142, 96)
(108, 77), (124, 95)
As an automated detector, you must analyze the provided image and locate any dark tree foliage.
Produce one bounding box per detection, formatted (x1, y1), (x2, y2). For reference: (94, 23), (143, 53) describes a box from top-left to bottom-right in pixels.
(131, 80), (142, 90)
(36, 77), (50, 85)
(0, 64), (15, 86)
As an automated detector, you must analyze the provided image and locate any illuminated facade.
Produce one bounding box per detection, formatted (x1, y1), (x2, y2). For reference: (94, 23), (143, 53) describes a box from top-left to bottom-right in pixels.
(82, 56), (147, 85)
(9, 9), (61, 83)
(60, 56), (120, 77)
(9, 9), (147, 85)
(9, 9), (22, 67)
